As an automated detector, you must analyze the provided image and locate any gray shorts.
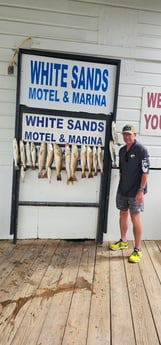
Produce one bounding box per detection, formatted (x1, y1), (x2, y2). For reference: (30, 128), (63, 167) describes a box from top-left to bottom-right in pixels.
(116, 192), (144, 214)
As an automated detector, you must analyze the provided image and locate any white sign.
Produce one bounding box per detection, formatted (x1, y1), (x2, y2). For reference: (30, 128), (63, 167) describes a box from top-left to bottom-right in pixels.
(22, 113), (106, 146)
(20, 54), (117, 114)
(141, 87), (161, 136)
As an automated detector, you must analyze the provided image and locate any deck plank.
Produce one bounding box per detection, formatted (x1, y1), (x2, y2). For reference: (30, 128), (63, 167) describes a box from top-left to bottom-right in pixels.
(37, 241), (84, 345)
(0, 240), (47, 338)
(110, 247), (135, 345)
(62, 241), (95, 345)
(8, 240), (60, 345)
(1, 240), (58, 345)
(145, 240), (161, 280)
(0, 240), (15, 261)
(87, 244), (110, 345)
(0, 240), (38, 287)
(124, 242), (160, 345)
(140, 241), (161, 344)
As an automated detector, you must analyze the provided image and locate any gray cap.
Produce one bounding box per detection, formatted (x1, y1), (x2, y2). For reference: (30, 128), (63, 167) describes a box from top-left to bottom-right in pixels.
(122, 124), (136, 134)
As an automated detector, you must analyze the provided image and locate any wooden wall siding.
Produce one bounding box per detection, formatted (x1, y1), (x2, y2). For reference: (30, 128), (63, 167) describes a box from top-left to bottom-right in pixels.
(0, 0), (161, 239)
(76, 0), (161, 12)
(0, 4), (98, 44)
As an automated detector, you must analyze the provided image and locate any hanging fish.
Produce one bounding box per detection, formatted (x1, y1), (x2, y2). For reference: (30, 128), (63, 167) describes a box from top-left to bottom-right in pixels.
(47, 166), (52, 183)
(70, 145), (78, 182)
(31, 141), (37, 169)
(98, 146), (104, 174)
(19, 140), (27, 170)
(20, 165), (26, 182)
(87, 146), (93, 178)
(12, 137), (19, 169)
(93, 146), (98, 176)
(54, 143), (62, 181)
(46, 143), (54, 168)
(111, 121), (119, 145)
(25, 141), (32, 167)
(80, 145), (87, 178)
(65, 143), (73, 185)
(38, 142), (47, 178)
(44, 143), (54, 182)
(109, 140), (117, 168)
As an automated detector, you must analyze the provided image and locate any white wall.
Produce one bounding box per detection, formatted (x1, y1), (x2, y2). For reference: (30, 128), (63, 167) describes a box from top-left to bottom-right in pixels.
(0, 0), (161, 240)
(104, 169), (161, 242)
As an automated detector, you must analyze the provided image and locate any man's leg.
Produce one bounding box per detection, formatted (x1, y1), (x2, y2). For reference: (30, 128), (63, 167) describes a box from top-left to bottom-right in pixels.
(120, 210), (129, 242)
(130, 213), (142, 249)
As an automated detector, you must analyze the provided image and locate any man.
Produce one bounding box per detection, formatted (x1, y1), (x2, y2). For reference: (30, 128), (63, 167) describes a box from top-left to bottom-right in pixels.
(109, 124), (150, 263)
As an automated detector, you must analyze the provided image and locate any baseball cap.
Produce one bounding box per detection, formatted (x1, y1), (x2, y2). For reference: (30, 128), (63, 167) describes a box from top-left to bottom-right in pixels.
(122, 124), (136, 134)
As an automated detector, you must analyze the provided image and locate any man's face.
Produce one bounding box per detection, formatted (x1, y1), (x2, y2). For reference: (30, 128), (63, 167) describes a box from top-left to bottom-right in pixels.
(123, 132), (136, 146)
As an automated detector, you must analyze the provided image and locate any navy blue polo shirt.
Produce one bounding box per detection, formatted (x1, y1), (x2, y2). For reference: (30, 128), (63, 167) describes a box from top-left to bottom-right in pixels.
(117, 140), (150, 197)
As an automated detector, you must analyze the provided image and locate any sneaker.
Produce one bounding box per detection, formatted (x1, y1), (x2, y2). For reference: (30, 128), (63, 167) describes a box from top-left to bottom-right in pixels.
(129, 249), (142, 263)
(109, 239), (128, 251)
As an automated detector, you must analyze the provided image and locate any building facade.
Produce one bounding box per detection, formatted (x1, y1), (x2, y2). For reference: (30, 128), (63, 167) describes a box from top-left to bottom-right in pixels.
(0, 0), (161, 241)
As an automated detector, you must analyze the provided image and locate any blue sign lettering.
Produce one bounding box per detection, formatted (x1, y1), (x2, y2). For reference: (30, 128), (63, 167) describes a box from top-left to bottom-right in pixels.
(71, 65), (108, 91)
(72, 92), (106, 107)
(29, 87), (60, 102)
(25, 115), (64, 129)
(67, 119), (104, 132)
(68, 134), (103, 145)
(30, 60), (68, 87)
(24, 131), (56, 142)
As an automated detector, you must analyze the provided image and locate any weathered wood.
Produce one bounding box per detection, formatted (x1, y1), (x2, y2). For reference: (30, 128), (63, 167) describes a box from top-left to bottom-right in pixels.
(0, 240), (46, 304)
(0, 240), (14, 258)
(87, 244), (110, 345)
(155, 240), (161, 257)
(7, 240), (60, 345)
(125, 242), (160, 345)
(62, 241), (95, 345)
(0, 240), (58, 345)
(110, 247), (135, 345)
(140, 241), (161, 344)
(0, 240), (161, 345)
(37, 241), (85, 345)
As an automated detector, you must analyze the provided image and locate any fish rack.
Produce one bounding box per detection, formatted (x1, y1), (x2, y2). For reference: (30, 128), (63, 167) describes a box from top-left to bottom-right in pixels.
(10, 110), (113, 244)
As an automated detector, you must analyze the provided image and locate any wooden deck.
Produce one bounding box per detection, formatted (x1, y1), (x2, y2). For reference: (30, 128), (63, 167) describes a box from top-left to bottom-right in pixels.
(0, 239), (161, 345)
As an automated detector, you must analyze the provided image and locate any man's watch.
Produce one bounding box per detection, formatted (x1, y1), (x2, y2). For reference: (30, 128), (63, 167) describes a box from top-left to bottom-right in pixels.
(139, 186), (145, 191)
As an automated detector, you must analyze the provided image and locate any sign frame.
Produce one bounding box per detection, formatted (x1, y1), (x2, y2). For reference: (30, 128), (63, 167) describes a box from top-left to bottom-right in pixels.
(10, 49), (121, 244)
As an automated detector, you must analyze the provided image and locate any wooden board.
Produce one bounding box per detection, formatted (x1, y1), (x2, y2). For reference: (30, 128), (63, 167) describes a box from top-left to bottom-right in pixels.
(37, 241), (85, 345)
(87, 244), (110, 345)
(109, 246), (135, 345)
(62, 241), (95, 345)
(0, 240), (59, 345)
(124, 242), (160, 345)
(139, 241), (161, 344)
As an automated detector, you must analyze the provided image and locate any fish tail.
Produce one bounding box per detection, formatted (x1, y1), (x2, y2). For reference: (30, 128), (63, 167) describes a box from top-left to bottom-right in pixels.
(57, 174), (62, 181)
(43, 171), (47, 178)
(48, 176), (52, 183)
(14, 164), (19, 170)
(38, 172), (43, 178)
(20, 166), (25, 182)
(67, 178), (74, 185)
(88, 172), (93, 178)
(81, 172), (86, 178)
(72, 175), (77, 182)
